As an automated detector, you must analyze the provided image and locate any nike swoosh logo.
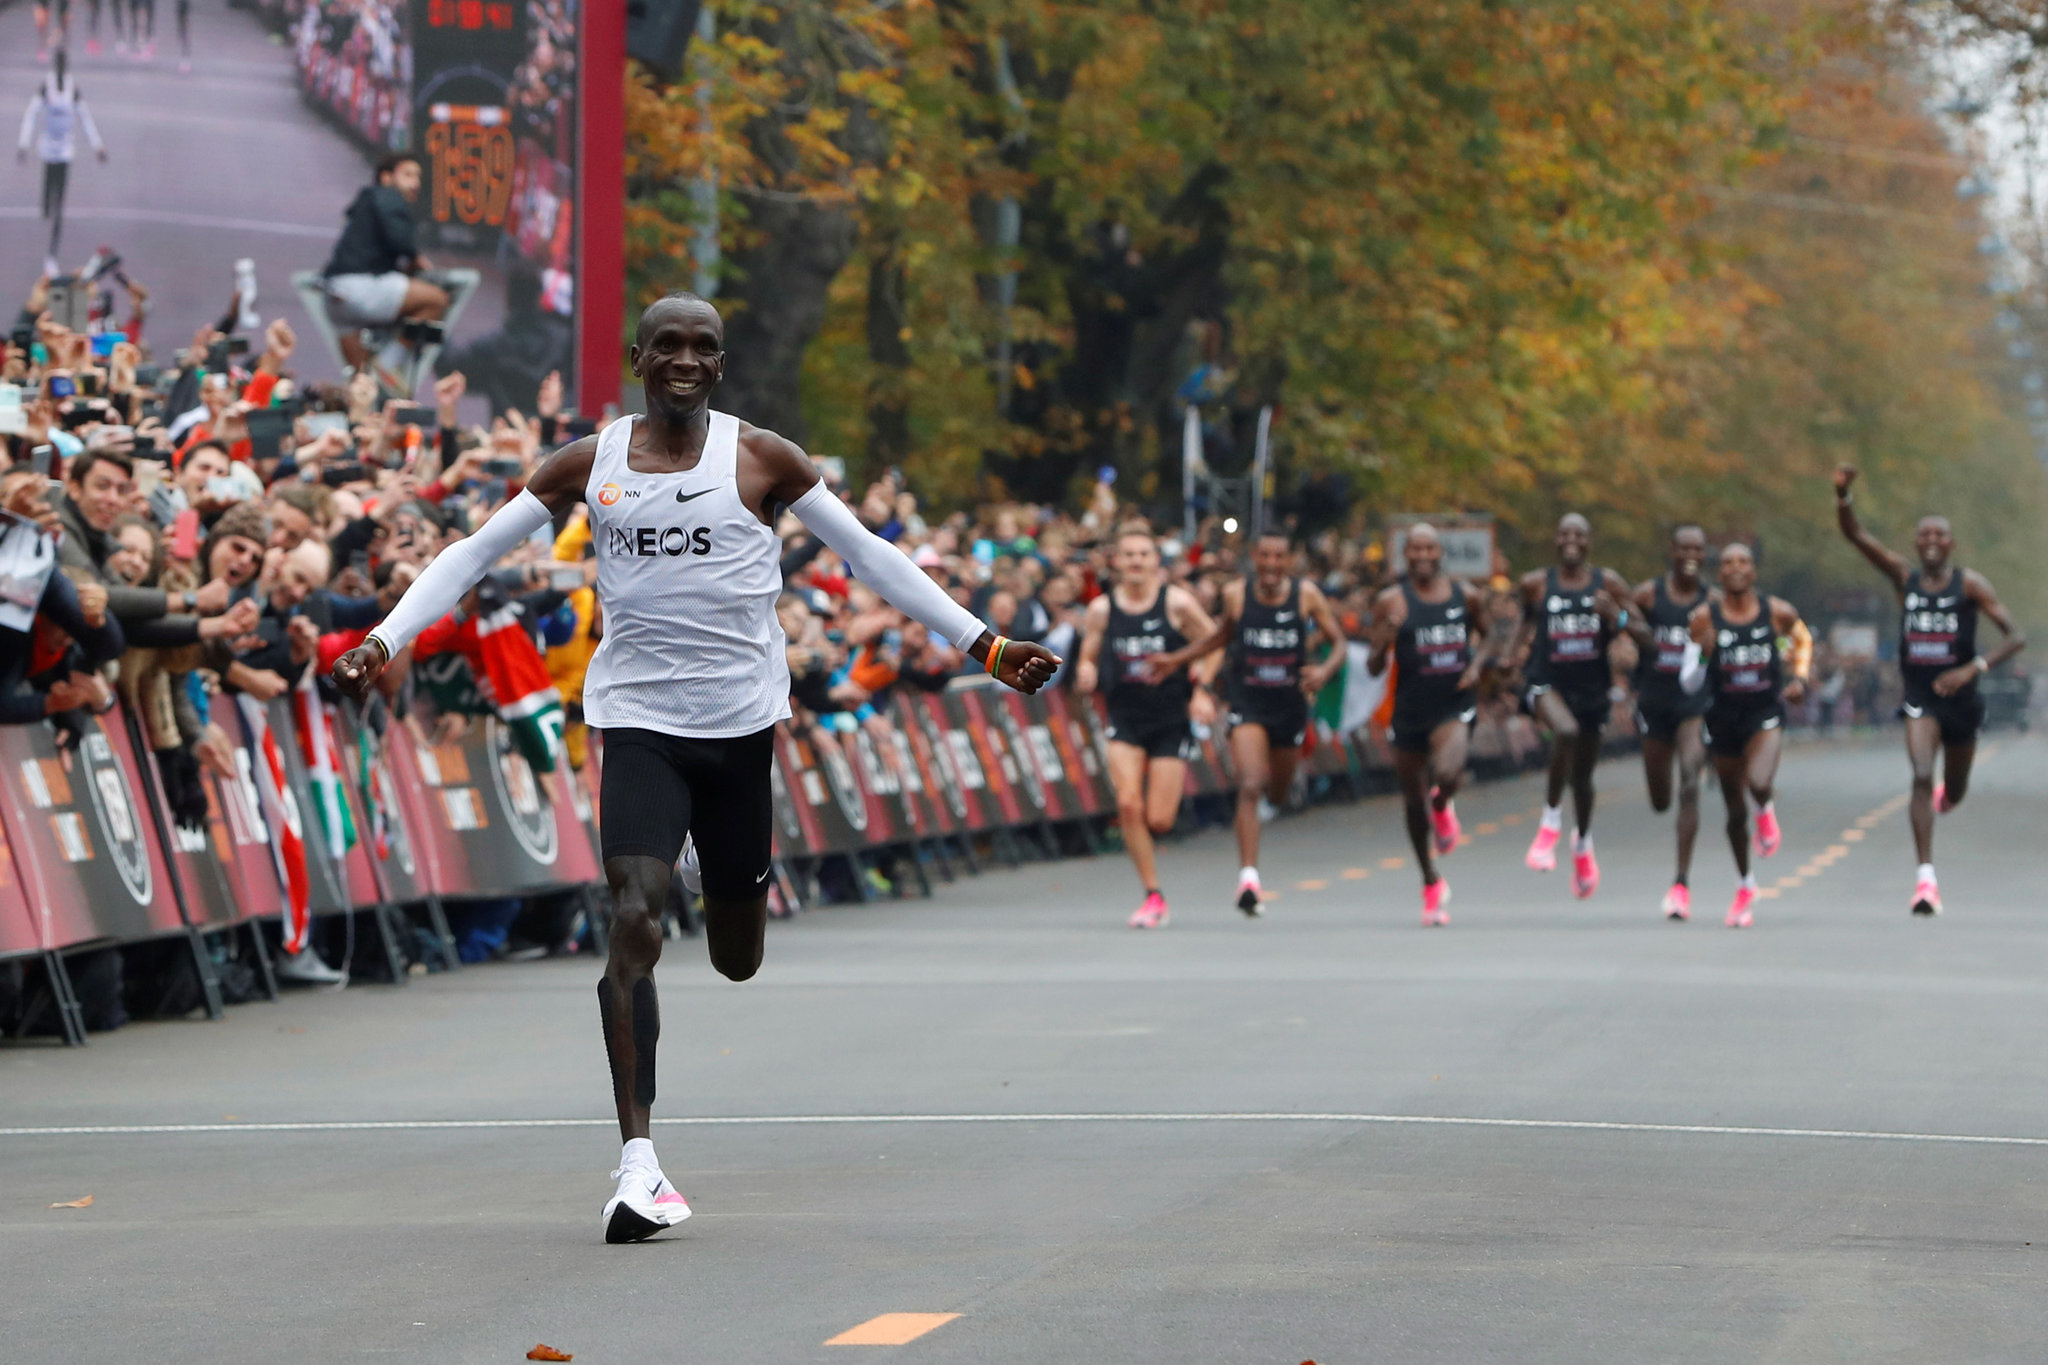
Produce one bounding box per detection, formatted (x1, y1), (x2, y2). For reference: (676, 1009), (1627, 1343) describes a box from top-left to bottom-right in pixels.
(755, 866), (771, 884)
(1903, 704), (1925, 718)
(675, 488), (715, 504)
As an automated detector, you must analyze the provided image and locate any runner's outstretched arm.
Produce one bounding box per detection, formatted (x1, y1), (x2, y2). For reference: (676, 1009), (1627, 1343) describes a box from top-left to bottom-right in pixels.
(1301, 580), (1347, 693)
(1832, 464), (1909, 592)
(756, 433), (1058, 694)
(332, 437), (597, 698)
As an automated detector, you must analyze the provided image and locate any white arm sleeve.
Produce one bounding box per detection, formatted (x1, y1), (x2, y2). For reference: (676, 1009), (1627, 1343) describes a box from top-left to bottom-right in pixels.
(1679, 639), (1708, 695)
(789, 481), (985, 653)
(366, 488), (554, 657)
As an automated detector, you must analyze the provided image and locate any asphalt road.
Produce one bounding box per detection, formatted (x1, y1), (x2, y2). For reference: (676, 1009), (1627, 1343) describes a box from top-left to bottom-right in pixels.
(1, 0), (504, 390)
(6, 732), (2046, 1363)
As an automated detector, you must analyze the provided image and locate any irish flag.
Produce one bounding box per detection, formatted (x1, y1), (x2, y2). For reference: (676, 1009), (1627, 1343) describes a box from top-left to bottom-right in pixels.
(237, 694), (311, 954)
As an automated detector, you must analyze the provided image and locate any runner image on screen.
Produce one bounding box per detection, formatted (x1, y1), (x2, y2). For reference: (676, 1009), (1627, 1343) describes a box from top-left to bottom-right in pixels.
(1832, 464), (2025, 916)
(1681, 543), (1810, 929)
(1074, 523), (1219, 930)
(16, 50), (107, 275)
(1509, 513), (1643, 899)
(1366, 524), (1494, 926)
(1631, 524), (1713, 921)
(1145, 528), (1345, 917)
(334, 292), (1059, 1244)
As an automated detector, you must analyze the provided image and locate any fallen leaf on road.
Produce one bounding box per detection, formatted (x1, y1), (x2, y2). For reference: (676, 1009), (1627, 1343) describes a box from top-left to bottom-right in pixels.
(49, 1195), (93, 1209)
(526, 1347), (572, 1361)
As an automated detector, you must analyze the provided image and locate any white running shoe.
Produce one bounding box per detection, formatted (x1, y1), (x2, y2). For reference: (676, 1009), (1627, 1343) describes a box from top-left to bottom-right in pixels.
(603, 1156), (692, 1243)
(276, 947), (345, 985)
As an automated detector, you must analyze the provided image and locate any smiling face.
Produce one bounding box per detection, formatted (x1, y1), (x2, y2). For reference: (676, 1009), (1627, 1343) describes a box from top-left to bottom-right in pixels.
(1555, 514), (1590, 569)
(1404, 526), (1443, 585)
(107, 523), (157, 586)
(1718, 543), (1756, 596)
(1669, 525), (1707, 583)
(631, 296), (725, 419)
(1914, 515), (1953, 573)
(208, 534), (264, 588)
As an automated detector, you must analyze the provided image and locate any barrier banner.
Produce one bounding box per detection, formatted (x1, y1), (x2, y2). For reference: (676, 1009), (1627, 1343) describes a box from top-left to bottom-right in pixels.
(394, 717), (602, 898)
(0, 807), (42, 957)
(766, 726), (817, 859)
(902, 693), (995, 834)
(890, 695), (967, 837)
(0, 713), (184, 949)
(194, 734), (287, 929)
(1039, 690), (1111, 817)
(778, 726), (872, 856)
(843, 723), (915, 845)
(946, 691), (1027, 828)
(120, 710), (256, 934)
(868, 705), (949, 840)
(332, 706), (432, 906)
(988, 689), (1089, 822)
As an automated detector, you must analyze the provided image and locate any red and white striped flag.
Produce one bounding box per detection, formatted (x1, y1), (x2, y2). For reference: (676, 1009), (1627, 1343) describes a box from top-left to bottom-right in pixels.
(238, 694), (311, 954)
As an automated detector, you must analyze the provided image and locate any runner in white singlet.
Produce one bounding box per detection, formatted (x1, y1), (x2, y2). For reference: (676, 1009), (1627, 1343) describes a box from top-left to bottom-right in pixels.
(335, 293), (1060, 1243)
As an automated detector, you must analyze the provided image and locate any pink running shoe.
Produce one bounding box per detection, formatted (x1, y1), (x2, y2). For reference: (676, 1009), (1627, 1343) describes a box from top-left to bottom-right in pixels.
(1571, 848), (1600, 899)
(1933, 783), (1954, 814)
(1726, 885), (1756, 929)
(1525, 824), (1560, 872)
(1662, 883), (1691, 921)
(1910, 878), (1943, 917)
(1128, 891), (1170, 929)
(1431, 793), (1462, 856)
(1755, 806), (1781, 859)
(603, 1161), (692, 1244)
(1421, 879), (1451, 927)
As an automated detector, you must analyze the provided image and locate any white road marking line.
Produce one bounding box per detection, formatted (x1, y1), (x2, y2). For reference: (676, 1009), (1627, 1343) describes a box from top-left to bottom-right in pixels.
(4, 1112), (2047, 1148)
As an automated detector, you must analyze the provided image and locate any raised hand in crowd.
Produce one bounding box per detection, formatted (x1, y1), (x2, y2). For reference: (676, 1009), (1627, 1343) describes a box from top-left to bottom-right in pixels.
(257, 318), (297, 376)
(536, 369), (563, 419)
(229, 663), (290, 703)
(435, 369), (467, 428)
(287, 615), (321, 666)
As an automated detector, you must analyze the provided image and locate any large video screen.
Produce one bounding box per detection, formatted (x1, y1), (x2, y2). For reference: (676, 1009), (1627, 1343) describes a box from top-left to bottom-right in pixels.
(1, 0), (578, 414)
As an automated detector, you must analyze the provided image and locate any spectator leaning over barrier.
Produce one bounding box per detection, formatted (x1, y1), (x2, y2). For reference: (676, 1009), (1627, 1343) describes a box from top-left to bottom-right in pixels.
(55, 447), (257, 648)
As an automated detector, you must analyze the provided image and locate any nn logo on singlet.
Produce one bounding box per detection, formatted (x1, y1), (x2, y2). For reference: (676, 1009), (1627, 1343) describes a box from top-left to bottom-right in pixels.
(606, 525), (714, 557)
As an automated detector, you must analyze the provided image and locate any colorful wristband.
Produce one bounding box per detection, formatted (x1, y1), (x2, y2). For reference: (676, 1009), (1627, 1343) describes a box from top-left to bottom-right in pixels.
(985, 636), (1008, 677)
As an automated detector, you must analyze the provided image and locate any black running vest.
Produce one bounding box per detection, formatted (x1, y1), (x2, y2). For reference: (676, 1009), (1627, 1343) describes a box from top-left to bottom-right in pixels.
(1636, 575), (1708, 707)
(1899, 568), (1977, 694)
(1394, 577), (1473, 705)
(1231, 578), (1307, 695)
(1103, 585), (1191, 717)
(1532, 565), (1613, 690)
(1708, 599), (1780, 701)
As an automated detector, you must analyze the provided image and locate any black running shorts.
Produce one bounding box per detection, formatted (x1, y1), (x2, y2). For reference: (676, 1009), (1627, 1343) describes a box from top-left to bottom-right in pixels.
(1525, 681), (1610, 735)
(1634, 696), (1707, 744)
(599, 725), (775, 899)
(1228, 690), (1310, 749)
(1104, 707), (1192, 760)
(1391, 690), (1477, 755)
(1898, 687), (1985, 748)
(1704, 700), (1784, 759)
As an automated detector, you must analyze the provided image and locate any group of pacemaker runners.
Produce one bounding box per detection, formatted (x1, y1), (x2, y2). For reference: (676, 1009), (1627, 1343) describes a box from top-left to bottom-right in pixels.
(337, 294), (2024, 1242)
(1065, 483), (2023, 933)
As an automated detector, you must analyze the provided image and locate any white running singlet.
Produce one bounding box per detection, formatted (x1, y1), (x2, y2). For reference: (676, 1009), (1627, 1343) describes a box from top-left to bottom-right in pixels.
(580, 412), (791, 739)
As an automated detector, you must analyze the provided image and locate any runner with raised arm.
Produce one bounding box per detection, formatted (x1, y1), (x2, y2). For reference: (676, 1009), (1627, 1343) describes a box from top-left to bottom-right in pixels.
(1683, 543), (1810, 928)
(1511, 514), (1643, 899)
(1632, 524), (1713, 920)
(1148, 529), (1344, 916)
(333, 293), (1058, 1243)
(1367, 524), (1493, 926)
(1833, 464), (2025, 915)
(1075, 523), (1219, 929)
